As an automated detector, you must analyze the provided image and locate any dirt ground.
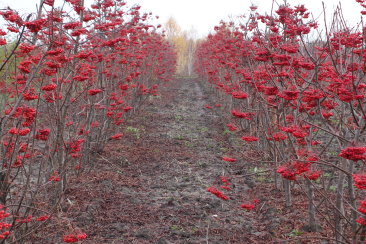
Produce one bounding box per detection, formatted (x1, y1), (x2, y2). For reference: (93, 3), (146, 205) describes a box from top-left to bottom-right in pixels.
(48, 77), (334, 243)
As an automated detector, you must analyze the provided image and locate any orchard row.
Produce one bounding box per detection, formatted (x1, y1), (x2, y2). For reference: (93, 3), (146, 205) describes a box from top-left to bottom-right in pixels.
(196, 1), (366, 242)
(0, 0), (176, 242)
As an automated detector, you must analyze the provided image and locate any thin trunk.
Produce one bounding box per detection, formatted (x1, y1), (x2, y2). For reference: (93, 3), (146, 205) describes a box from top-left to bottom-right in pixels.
(335, 159), (346, 243)
(306, 178), (318, 231)
(284, 179), (292, 207)
(348, 161), (357, 236)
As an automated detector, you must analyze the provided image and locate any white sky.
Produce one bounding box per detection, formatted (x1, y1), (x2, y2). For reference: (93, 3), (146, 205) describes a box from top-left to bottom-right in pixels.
(0, 0), (363, 38)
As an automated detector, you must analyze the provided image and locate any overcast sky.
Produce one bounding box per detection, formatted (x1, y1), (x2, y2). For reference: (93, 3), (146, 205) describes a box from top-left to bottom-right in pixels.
(0, 0), (363, 38)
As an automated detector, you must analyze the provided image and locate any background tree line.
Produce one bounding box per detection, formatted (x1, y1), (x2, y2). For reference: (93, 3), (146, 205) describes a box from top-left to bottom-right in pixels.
(164, 17), (198, 76)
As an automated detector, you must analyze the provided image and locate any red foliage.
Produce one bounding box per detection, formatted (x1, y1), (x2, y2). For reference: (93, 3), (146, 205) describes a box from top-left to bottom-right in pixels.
(222, 156), (237, 162)
(353, 173), (366, 190)
(240, 203), (255, 210)
(339, 147), (366, 161)
(110, 133), (123, 140)
(207, 187), (230, 200)
(226, 123), (237, 131)
(241, 136), (259, 142)
(88, 89), (103, 96)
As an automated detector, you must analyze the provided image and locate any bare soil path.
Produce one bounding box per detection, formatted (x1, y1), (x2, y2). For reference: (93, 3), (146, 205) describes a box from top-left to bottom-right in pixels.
(62, 77), (276, 243)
